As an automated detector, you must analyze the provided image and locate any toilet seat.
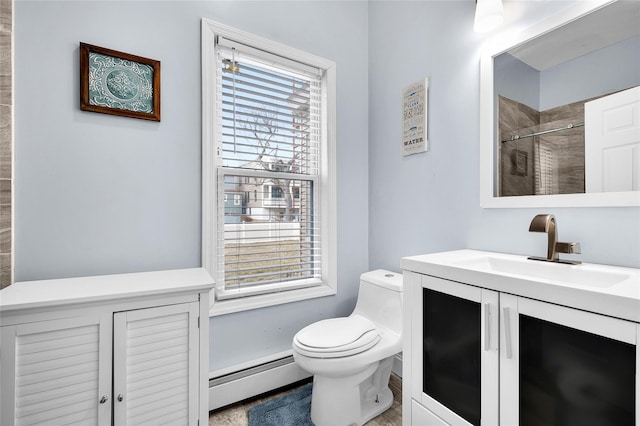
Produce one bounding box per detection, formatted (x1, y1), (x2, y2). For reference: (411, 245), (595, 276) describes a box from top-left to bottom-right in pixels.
(293, 315), (381, 358)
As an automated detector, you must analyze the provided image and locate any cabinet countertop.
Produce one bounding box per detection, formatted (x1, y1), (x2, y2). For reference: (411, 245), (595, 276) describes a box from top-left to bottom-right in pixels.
(0, 268), (215, 313)
(402, 249), (640, 323)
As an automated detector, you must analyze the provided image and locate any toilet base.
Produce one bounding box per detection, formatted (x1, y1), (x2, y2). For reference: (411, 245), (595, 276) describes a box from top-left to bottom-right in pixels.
(360, 386), (394, 425)
(309, 356), (395, 426)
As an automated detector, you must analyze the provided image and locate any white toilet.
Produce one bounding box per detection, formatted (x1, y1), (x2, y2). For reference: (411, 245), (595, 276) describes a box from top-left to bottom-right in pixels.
(292, 270), (403, 426)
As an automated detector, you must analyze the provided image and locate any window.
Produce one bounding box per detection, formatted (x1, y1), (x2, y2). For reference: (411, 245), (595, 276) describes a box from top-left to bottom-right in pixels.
(202, 20), (336, 314)
(270, 186), (284, 199)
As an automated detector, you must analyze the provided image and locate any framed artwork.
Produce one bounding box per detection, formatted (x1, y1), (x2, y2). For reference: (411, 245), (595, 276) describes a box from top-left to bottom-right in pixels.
(402, 78), (429, 156)
(80, 43), (160, 121)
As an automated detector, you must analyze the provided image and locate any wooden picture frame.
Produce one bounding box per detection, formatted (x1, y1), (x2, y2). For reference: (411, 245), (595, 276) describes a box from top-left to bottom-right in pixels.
(80, 42), (160, 121)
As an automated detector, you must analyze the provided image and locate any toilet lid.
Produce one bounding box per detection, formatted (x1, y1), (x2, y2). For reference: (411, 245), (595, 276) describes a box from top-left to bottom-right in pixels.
(293, 315), (380, 358)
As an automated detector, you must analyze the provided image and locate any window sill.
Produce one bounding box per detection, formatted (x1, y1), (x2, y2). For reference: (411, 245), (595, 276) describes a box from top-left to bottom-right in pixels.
(208, 283), (336, 316)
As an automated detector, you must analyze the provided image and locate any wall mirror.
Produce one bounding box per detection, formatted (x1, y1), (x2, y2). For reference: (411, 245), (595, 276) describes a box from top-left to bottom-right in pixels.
(480, 0), (640, 208)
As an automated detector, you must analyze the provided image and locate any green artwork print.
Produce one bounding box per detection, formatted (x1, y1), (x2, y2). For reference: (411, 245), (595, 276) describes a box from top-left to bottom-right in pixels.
(88, 52), (154, 113)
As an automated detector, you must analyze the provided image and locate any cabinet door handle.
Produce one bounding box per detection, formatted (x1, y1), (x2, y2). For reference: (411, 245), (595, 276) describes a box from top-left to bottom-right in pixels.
(117, 394), (124, 402)
(99, 395), (108, 404)
(484, 303), (491, 351)
(503, 306), (513, 359)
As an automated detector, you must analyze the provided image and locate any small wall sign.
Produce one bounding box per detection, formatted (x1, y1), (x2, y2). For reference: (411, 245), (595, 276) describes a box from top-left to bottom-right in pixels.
(80, 43), (161, 121)
(402, 78), (428, 156)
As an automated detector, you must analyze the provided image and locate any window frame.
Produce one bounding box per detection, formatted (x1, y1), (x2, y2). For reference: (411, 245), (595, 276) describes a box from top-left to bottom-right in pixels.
(201, 19), (337, 316)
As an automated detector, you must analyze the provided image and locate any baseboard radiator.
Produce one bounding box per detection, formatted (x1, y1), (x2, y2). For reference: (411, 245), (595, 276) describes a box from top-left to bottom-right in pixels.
(208, 355), (312, 411)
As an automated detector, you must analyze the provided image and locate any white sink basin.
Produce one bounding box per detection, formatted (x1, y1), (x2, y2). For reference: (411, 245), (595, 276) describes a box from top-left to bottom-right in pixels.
(450, 255), (630, 288)
(401, 249), (640, 323)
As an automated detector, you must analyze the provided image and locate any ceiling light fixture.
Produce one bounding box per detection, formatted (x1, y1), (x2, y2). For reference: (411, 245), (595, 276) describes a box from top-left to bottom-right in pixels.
(474, 0), (504, 33)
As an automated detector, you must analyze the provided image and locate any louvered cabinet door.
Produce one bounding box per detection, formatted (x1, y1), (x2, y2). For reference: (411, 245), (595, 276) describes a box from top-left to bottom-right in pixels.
(0, 314), (113, 426)
(112, 302), (199, 426)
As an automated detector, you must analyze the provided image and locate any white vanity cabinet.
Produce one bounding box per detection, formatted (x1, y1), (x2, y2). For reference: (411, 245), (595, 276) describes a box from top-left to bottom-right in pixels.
(405, 272), (499, 426)
(402, 250), (640, 426)
(0, 268), (214, 426)
(499, 294), (638, 426)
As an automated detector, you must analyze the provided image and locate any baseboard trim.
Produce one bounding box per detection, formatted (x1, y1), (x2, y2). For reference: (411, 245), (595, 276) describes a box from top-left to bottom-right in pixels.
(208, 355), (311, 411)
(392, 352), (403, 378)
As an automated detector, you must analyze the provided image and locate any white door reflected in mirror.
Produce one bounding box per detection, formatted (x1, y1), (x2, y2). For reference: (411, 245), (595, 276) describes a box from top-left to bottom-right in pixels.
(585, 86), (640, 193)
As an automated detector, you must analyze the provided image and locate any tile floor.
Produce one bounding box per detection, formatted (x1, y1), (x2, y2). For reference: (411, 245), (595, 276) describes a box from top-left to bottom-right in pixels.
(208, 373), (402, 426)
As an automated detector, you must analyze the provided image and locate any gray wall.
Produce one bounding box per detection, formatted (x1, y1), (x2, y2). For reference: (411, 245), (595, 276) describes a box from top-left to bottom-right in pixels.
(369, 1), (477, 267)
(494, 35), (640, 112)
(368, 1), (640, 272)
(540, 35), (640, 110)
(0, 0), (12, 289)
(494, 53), (540, 111)
(14, 1), (369, 371)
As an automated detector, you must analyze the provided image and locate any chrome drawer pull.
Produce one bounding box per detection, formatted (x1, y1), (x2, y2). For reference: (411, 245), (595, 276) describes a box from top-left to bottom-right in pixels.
(503, 307), (513, 359)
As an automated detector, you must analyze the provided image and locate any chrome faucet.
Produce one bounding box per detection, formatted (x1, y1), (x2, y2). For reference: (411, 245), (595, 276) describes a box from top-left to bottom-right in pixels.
(528, 214), (581, 264)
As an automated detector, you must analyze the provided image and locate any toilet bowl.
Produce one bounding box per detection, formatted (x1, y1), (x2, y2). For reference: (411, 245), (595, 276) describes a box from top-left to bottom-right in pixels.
(292, 270), (403, 426)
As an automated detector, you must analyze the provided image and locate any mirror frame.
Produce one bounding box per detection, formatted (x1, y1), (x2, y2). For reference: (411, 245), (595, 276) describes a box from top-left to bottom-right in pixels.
(479, 0), (640, 208)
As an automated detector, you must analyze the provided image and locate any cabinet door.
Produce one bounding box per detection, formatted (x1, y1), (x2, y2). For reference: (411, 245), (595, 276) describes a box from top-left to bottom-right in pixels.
(413, 276), (499, 426)
(0, 314), (113, 426)
(113, 302), (199, 426)
(501, 294), (639, 426)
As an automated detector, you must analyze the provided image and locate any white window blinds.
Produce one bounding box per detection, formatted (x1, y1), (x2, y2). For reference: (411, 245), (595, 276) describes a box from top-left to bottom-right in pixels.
(215, 37), (323, 297)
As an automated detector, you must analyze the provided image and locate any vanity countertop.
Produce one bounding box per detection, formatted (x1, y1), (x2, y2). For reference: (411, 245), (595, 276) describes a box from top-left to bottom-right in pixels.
(402, 249), (640, 323)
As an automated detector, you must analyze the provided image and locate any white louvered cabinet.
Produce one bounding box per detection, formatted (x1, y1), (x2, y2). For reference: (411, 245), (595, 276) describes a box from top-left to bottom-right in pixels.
(0, 268), (214, 426)
(113, 303), (199, 426)
(1, 314), (113, 425)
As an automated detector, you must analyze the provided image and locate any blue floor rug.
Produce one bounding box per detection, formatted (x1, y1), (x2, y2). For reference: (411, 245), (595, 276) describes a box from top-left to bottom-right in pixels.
(248, 383), (314, 426)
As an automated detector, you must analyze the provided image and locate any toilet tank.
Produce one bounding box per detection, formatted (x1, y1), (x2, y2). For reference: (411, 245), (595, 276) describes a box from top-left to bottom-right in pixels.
(352, 270), (403, 335)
